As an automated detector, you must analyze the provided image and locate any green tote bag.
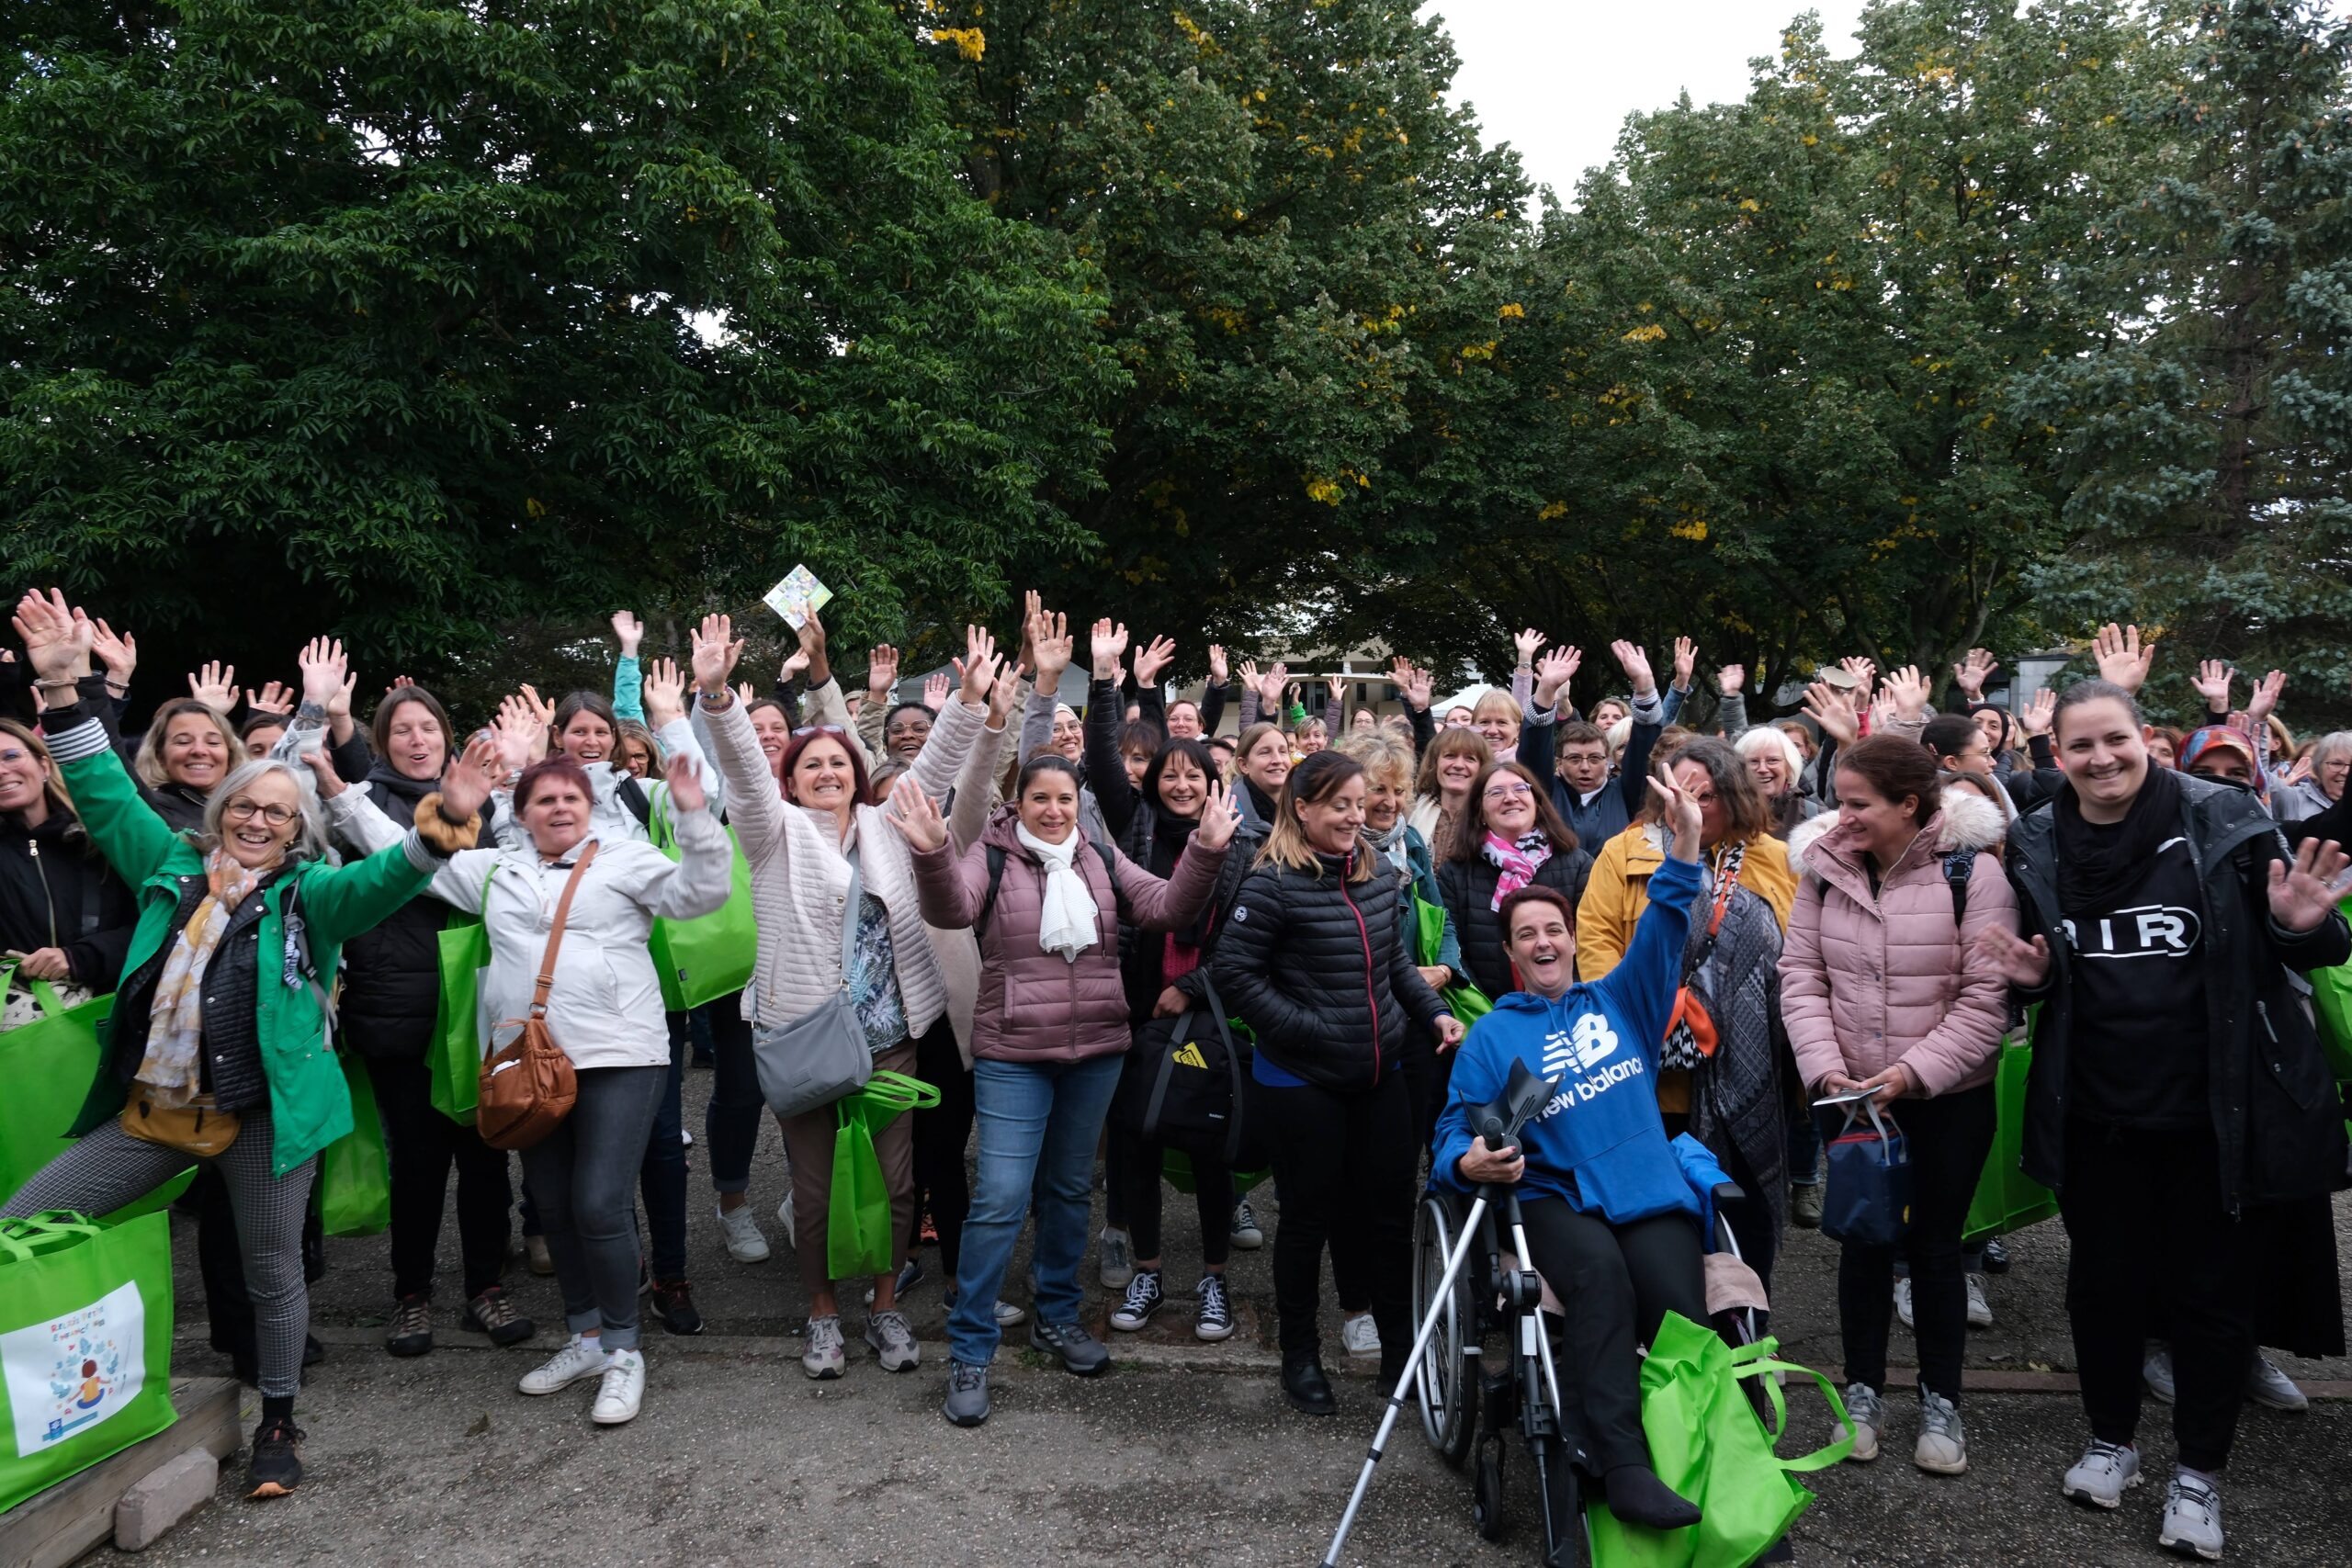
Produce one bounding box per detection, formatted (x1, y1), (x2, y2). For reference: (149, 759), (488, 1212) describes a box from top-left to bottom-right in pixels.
(429, 860), (501, 1125)
(0, 967), (188, 1221)
(318, 1054), (390, 1237)
(827, 1071), (940, 1280)
(0, 1211), (177, 1514)
(648, 798), (757, 1012)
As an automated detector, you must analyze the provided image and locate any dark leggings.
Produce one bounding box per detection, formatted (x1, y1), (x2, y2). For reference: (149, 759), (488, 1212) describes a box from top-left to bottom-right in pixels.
(1261, 1070), (1415, 1359)
(1519, 1201), (1708, 1472)
(640, 1013), (689, 1281)
(367, 1050), (512, 1300)
(907, 1020), (974, 1276)
(701, 998), (762, 1195)
(1821, 1084), (1996, 1401)
(2060, 1118), (2257, 1473)
(1124, 1138), (1232, 1271)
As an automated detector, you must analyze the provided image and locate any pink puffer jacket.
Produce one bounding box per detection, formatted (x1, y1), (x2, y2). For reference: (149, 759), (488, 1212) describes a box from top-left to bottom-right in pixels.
(911, 809), (1227, 1065)
(1778, 789), (2014, 1099)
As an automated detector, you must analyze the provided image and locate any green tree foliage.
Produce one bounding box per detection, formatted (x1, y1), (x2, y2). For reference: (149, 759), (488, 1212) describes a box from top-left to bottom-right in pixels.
(2014, 0), (2352, 726)
(0, 0), (1122, 691)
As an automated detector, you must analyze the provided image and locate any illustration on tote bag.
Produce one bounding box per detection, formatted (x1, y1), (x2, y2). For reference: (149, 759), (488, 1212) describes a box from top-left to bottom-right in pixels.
(3, 1280), (147, 1454)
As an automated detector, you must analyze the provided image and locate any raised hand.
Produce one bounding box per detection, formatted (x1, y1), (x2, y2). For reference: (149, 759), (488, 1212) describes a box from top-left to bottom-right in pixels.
(778, 646), (811, 684)
(1512, 627), (1547, 668)
(297, 636), (348, 711)
(1030, 608), (1073, 686)
(88, 618), (137, 687)
(494, 694), (548, 772)
(1261, 660), (1290, 709)
(2267, 835), (2350, 932)
(1952, 648), (1996, 700)
(1237, 658), (1260, 697)
(2091, 622), (2154, 694)
(1090, 618), (1130, 682)
(1672, 636), (1698, 690)
(734, 680), (758, 709)
(1645, 770), (1703, 861)
(1803, 681), (1860, 747)
(1975, 924), (2052, 987)
(1533, 646), (1579, 711)
(2190, 659), (2233, 714)
(1868, 692), (1898, 731)
(1883, 664), (1929, 720)
(438, 735), (503, 819)
(988, 660), (1028, 729)
(690, 613), (744, 694)
(642, 657), (688, 727)
(866, 644), (900, 698)
(1195, 781), (1243, 850)
(1611, 640), (1655, 696)
(1838, 656), (1878, 701)
(188, 660), (239, 715)
(957, 625), (1003, 706)
(517, 682), (555, 731)
(662, 749), (707, 814)
(1325, 673), (1346, 709)
(12, 591), (91, 684)
(1396, 660), (1434, 711)
(1206, 644), (1229, 685)
(2018, 687), (2056, 739)
(246, 681), (297, 717)
(922, 671), (950, 713)
(1133, 634), (1176, 691)
(884, 773), (948, 852)
(1717, 663), (1746, 696)
(610, 611), (645, 659)
(2246, 669), (2286, 726)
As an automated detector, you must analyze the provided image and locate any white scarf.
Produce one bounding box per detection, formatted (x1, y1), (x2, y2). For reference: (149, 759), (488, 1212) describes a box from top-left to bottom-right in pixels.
(1015, 822), (1100, 963)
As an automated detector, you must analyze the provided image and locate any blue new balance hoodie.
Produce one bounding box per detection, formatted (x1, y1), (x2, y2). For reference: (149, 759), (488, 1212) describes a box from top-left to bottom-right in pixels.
(1433, 852), (1703, 1226)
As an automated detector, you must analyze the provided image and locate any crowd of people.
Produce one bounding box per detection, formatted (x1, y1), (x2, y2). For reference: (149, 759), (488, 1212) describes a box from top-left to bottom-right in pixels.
(1, 586), (2345, 1563)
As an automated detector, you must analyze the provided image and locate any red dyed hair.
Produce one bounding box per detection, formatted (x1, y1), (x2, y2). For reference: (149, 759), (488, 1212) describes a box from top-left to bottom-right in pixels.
(514, 755), (594, 810)
(777, 726), (870, 807)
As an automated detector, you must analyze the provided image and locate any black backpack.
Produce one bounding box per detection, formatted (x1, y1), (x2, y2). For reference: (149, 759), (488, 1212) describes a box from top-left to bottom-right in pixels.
(1110, 974), (1268, 1168)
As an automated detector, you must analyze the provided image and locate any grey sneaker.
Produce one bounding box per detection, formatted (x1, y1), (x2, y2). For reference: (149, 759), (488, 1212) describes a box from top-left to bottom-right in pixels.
(2063, 1438), (2143, 1509)
(1790, 1181), (1824, 1229)
(2145, 1344), (2177, 1403)
(2245, 1352), (2308, 1412)
(865, 1309), (920, 1372)
(801, 1314), (846, 1380)
(2158, 1472), (2222, 1561)
(1837, 1382), (1883, 1463)
(1894, 1276), (1914, 1327)
(1031, 1318), (1111, 1377)
(993, 1299), (1027, 1327)
(1965, 1272), (1994, 1328)
(943, 1361), (990, 1427)
(1098, 1226), (1135, 1290)
(1228, 1199), (1264, 1249)
(1914, 1387), (1967, 1475)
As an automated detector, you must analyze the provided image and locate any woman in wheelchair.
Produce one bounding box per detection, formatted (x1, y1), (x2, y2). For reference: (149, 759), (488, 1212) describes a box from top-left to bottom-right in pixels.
(1433, 773), (1713, 1532)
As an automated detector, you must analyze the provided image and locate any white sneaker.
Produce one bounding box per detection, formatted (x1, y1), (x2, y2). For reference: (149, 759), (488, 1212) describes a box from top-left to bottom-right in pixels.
(591, 1348), (644, 1425)
(1098, 1227), (1134, 1290)
(518, 1334), (609, 1396)
(776, 1193), (797, 1251)
(1837, 1382), (1883, 1463)
(1894, 1276), (1914, 1327)
(1965, 1273), (1993, 1328)
(2062, 1438), (2143, 1509)
(993, 1300), (1027, 1328)
(864, 1310), (920, 1372)
(802, 1314), (846, 1380)
(2245, 1352), (2308, 1412)
(1340, 1312), (1381, 1357)
(2145, 1344), (2177, 1403)
(716, 1203), (770, 1263)
(2158, 1472), (2223, 1561)
(1914, 1388), (1967, 1475)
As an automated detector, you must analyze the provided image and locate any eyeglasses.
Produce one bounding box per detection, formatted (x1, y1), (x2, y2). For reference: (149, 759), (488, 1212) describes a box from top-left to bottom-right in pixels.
(222, 799), (298, 828)
(0, 749), (33, 767)
(1483, 782), (1534, 803)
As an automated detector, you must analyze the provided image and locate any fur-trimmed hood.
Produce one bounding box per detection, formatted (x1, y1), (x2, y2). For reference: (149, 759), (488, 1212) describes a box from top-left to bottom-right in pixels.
(1785, 783), (2006, 877)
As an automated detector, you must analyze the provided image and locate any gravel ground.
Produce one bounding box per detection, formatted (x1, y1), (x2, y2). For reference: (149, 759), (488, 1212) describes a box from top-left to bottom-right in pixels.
(105, 1067), (2352, 1566)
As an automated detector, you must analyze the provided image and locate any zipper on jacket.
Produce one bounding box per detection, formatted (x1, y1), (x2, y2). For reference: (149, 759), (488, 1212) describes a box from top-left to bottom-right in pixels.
(29, 837), (57, 949)
(1338, 857), (1381, 1084)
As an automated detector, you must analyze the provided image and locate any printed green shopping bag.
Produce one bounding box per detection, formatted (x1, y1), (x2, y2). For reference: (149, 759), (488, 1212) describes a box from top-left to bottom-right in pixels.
(1588, 1312), (1849, 1568)
(827, 1071), (941, 1280)
(429, 859), (501, 1125)
(1963, 1023), (2058, 1242)
(1412, 895), (1493, 1025)
(0, 1211), (176, 1513)
(318, 1055), (390, 1237)
(649, 801), (756, 1012)
(0, 968), (187, 1221)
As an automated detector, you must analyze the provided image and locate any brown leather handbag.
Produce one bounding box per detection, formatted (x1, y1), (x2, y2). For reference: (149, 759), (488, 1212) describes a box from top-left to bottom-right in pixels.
(475, 843), (596, 1151)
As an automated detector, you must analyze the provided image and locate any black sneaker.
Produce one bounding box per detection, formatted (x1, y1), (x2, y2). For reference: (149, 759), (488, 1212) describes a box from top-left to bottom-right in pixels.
(1110, 1269), (1165, 1331)
(650, 1280), (705, 1336)
(1194, 1274), (1235, 1342)
(462, 1285), (537, 1348)
(1980, 1236), (2011, 1274)
(1030, 1318), (1111, 1376)
(1283, 1351), (1336, 1416)
(246, 1417), (305, 1498)
(386, 1293), (433, 1358)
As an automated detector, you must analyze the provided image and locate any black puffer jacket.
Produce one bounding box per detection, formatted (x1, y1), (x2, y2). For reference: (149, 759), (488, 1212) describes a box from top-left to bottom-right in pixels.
(0, 809), (140, 989)
(1117, 806), (1266, 1022)
(1211, 847), (1453, 1092)
(337, 763), (463, 1059)
(1436, 844), (1594, 1001)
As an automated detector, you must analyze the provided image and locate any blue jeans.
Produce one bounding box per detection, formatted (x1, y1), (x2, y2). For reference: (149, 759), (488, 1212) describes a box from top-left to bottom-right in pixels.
(946, 1054), (1125, 1367)
(521, 1066), (666, 1351)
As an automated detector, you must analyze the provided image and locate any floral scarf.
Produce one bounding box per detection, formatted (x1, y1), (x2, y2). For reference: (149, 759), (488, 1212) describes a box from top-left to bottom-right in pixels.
(136, 850), (266, 1105)
(1480, 830), (1553, 911)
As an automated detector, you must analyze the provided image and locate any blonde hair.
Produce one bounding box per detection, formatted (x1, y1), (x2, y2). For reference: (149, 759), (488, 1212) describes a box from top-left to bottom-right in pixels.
(1473, 690), (1519, 725)
(1229, 722), (1287, 783)
(0, 717), (75, 821)
(1337, 731), (1414, 795)
(135, 700), (243, 792)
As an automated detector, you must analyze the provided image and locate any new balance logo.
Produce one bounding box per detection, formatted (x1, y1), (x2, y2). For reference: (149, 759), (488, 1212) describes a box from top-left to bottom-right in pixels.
(1170, 1043), (1209, 1069)
(1541, 1013), (1620, 1077)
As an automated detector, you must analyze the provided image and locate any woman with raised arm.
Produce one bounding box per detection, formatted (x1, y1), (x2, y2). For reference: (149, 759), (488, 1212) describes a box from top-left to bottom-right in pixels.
(689, 614), (989, 1382)
(1522, 640), (1667, 849)
(2, 590), (491, 1497)
(1978, 679), (2349, 1563)
(0, 718), (138, 1006)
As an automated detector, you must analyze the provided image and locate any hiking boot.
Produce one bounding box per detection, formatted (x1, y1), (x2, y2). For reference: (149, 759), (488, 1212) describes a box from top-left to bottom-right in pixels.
(650, 1279), (704, 1336)
(1283, 1351), (1335, 1416)
(2062, 1438), (2143, 1509)
(1194, 1274), (1235, 1342)
(518, 1334), (609, 1396)
(1098, 1226), (1135, 1289)
(1837, 1382), (1883, 1463)
(801, 1314), (846, 1380)
(245, 1416), (304, 1498)
(716, 1202), (770, 1263)
(2158, 1472), (2222, 1561)
(943, 1361), (990, 1427)
(591, 1348), (644, 1426)
(865, 1309), (920, 1372)
(462, 1285), (536, 1348)
(1110, 1268), (1166, 1332)
(1031, 1318), (1111, 1377)
(1914, 1387), (1967, 1475)
(1229, 1199), (1264, 1249)
(385, 1292), (433, 1358)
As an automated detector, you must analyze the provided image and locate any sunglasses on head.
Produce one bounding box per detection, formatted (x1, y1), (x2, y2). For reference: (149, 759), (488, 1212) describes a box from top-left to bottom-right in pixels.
(792, 724), (847, 739)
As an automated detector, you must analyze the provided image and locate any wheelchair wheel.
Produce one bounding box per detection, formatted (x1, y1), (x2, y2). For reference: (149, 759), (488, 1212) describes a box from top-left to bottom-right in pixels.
(1473, 1436), (1508, 1541)
(1411, 1193), (1476, 1467)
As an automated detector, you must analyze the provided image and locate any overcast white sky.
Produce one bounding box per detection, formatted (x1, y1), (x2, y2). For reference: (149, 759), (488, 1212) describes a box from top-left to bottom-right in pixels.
(1424, 0), (1871, 202)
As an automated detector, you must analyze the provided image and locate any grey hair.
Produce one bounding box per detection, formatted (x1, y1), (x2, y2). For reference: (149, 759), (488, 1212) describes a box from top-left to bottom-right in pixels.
(2311, 731), (2352, 770)
(197, 758), (334, 863)
(1734, 723), (1804, 777)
